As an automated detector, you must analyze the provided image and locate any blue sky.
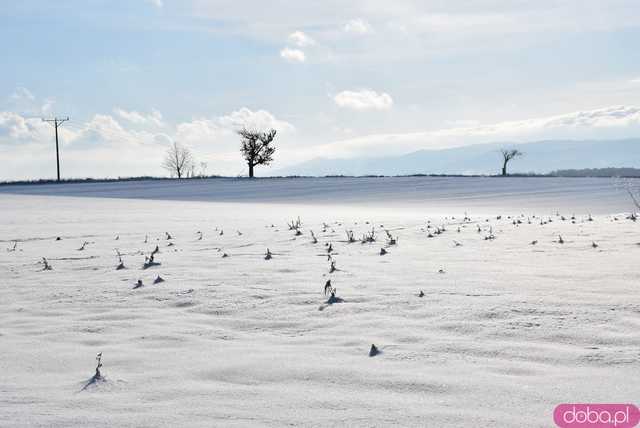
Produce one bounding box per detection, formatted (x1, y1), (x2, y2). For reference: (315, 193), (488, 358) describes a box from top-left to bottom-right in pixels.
(1, 0), (640, 179)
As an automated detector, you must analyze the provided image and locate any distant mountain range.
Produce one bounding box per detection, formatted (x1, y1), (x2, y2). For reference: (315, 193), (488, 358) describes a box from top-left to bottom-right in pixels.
(274, 139), (640, 176)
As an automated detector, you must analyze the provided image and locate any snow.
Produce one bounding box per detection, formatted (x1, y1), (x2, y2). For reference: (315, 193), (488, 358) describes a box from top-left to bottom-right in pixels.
(0, 177), (638, 427)
(1, 176), (637, 214)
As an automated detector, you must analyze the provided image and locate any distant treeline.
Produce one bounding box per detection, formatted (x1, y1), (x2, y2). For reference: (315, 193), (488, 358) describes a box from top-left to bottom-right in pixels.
(2, 168), (640, 186)
(0, 176), (220, 186)
(548, 167), (640, 177)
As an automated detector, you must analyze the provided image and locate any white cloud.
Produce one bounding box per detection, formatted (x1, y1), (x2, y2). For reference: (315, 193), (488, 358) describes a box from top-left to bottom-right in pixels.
(218, 107), (295, 132)
(0, 105), (296, 179)
(280, 47), (306, 63)
(114, 109), (146, 124)
(1, 105), (293, 150)
(41, 98), (54, 115)
(0, 111), (97, 149)
(83, 114), (132, 143)
(5, 87), (55, 117)
(313, 105), (640, 157)
(175, 107), (294, 152)
(62, 114), (163, 149)
(175, 119), (226, 146)
(173, 108), (295, 174)
(0, 111), (168, 151)
(334, 89), (393, 111)
(145, 0), (163, 8)
(114, 108), (164, 127)
(429, 105), (640, 138)
(344, 18), (373, 35)
(288, 31), (315, 47)
(3, 100), (640, 179)
(9, 87), (35, 103)
(0, 111), (50, 142)
(187, 2), (640, 62)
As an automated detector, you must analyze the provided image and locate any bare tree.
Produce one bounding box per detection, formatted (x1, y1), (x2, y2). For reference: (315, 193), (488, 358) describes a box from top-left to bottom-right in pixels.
(500, 149), (523, 176)
(238, 128), (277, 178)
(199, 161), (208, 177)
(162, 142), (193, 179)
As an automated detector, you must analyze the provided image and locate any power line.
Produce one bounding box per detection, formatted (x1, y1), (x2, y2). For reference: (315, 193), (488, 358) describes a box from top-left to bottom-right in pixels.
(42, 116), (69, 182)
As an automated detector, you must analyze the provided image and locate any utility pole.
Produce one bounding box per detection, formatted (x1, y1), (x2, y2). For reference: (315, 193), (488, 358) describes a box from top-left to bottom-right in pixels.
(43, 117), (69, 182)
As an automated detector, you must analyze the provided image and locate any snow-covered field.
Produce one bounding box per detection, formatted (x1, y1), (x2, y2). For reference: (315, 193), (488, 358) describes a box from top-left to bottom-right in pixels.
(1, 177), (638, 427)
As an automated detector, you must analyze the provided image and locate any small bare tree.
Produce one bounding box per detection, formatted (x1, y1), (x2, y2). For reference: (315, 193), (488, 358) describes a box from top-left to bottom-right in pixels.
(199, 161), (208, 177)
(238, 128), (277, 178)
(500, 149), (523, 176)
(187, 161), (196, 178)
(162, 142), (193, 179)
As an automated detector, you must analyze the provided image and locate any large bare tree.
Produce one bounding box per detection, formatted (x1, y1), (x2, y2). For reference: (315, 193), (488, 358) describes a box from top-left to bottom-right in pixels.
(500, 149), (523, 176)
(238, 128), (277, 178)
(162, 142), (193, 179)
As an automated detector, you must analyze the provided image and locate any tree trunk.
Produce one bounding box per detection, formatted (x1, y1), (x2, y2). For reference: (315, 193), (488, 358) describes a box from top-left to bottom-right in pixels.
(248, 163), (254, 178)
(501, 160), (507, 176)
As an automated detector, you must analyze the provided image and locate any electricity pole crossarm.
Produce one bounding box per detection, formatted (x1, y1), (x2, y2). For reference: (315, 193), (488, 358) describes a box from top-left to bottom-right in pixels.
(43, 117), (69, 182)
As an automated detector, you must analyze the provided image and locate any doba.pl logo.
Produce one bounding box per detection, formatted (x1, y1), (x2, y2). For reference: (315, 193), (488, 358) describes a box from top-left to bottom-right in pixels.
(554, 404), (640, 428)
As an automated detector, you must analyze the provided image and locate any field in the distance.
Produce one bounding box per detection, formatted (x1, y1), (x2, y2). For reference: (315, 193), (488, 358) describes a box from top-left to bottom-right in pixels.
(1, 177), (638, 427)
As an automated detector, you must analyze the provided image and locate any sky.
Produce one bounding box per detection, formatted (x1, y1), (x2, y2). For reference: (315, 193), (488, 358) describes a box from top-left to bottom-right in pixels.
(1, 0), (640, 180)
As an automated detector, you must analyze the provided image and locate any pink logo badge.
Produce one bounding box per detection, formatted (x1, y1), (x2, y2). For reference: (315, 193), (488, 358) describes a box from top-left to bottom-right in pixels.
(554, 404), (640, 428)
